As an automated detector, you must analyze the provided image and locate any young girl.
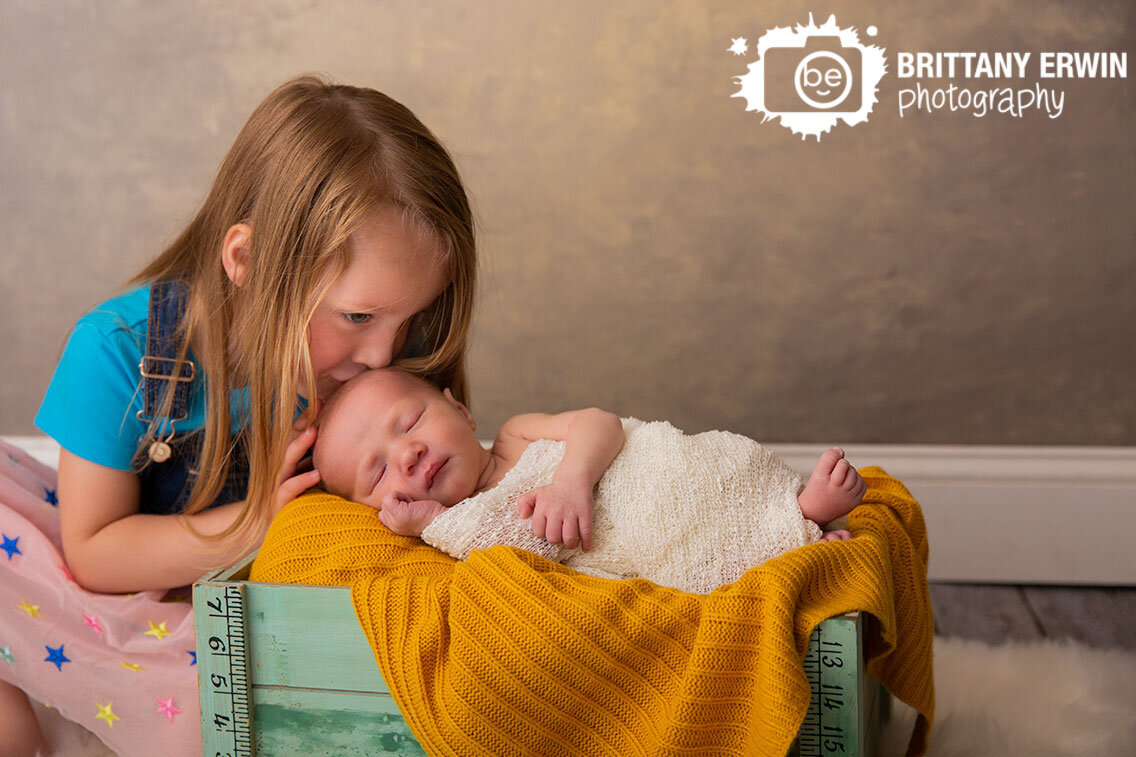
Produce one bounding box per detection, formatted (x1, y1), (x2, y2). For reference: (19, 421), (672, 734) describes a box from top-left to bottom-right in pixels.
(0, 74), (477, 755)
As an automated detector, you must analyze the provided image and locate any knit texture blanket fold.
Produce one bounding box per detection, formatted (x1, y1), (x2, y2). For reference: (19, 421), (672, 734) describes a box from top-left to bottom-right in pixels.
(251, 466), (934, 756)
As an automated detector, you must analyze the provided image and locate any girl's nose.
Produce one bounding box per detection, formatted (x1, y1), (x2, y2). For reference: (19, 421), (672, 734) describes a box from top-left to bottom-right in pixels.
(352, 328), (398, 370)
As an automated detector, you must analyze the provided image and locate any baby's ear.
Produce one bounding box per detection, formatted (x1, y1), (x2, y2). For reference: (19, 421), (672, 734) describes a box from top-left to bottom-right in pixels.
(442, 388), (475, 431)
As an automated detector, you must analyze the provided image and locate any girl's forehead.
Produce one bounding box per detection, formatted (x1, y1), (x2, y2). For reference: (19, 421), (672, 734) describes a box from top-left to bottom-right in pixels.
(330, 218), (447, 308)
(350, 206), (444, 265)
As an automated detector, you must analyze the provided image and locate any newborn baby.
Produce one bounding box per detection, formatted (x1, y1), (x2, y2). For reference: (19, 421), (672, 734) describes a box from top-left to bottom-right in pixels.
(313, 368), (864, 594)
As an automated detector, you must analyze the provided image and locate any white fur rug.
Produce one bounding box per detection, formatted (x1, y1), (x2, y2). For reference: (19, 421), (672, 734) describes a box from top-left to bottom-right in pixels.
(881, 636), (1136, 756)
(32, 636), (1136, 756)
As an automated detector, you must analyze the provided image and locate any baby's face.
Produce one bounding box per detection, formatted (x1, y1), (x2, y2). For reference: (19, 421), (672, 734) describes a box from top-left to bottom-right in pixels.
(315, 370), (484, 508)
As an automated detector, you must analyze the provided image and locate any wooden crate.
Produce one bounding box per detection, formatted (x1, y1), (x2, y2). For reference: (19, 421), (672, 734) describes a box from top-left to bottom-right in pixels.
(787, 612), (888, 757)
(194, 555), (886, 757)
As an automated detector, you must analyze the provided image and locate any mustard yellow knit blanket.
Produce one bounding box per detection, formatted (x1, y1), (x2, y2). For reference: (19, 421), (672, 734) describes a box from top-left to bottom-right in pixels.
(251, 466), (934, 756)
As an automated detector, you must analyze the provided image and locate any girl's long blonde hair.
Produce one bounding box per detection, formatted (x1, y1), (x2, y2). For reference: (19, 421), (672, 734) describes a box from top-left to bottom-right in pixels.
(128, 74), (476, 549)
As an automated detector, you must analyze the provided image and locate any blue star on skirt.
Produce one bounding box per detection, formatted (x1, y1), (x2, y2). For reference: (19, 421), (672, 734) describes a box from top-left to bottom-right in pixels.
(187, 650), (196, 665)
(1, 534), (20, 560)
(45, 644), (70, 671)
(43, 487), (59, 506)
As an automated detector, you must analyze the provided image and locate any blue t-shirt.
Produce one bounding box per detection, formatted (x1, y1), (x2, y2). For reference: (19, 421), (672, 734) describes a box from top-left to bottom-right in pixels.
(35, 284), (250, 471)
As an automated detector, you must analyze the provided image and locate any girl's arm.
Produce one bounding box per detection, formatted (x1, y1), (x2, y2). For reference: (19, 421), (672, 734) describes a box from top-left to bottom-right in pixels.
(495, 408), (624, 551)
(58, 428), (320, 594)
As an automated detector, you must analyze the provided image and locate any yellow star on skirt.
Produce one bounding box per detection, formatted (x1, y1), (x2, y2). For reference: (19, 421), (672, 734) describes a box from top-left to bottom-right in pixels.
(17, 599), (41, 618)
(121, 661), (144, 672)
(95, 702), (119, 728)
(144, 620), (170, 640)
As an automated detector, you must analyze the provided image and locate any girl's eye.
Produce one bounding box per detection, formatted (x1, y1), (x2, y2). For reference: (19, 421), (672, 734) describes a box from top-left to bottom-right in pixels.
(405, 409), (424, 433)
(342, 312), (372, 325)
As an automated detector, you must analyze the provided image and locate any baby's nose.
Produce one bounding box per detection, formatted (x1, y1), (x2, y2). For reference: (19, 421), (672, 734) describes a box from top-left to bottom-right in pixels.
(399, 441), (426, 473)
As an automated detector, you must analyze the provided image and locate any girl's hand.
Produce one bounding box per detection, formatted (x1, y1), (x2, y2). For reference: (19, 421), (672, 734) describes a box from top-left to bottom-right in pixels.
(378, 491), (446, 536)
(517, 483), (594, 551)
(273, 401), (323, 516)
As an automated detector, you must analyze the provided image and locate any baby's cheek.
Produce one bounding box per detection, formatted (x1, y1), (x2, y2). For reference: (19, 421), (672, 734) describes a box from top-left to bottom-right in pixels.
(369, 485), (390, 509)
(315, 455), (353, 501)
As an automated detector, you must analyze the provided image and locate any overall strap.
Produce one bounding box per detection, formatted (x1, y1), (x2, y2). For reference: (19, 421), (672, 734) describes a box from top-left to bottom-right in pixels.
(137, 280), (195, 426)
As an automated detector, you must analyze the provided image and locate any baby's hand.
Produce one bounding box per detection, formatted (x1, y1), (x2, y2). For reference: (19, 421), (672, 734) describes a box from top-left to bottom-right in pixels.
(517, 483), (594, 551)
(377, 491), (446, 537)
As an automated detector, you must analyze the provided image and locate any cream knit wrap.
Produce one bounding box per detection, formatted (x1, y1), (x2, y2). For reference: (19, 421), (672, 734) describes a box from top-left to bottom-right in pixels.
(421, 417), (823, 594)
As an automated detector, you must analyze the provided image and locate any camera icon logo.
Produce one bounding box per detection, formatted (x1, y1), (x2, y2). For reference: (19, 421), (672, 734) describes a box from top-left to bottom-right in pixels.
(771, 39), (861, 112)
(733, 14), (886, 140)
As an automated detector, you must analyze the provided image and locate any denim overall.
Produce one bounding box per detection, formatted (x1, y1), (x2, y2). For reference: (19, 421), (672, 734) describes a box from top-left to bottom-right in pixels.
(133, 281), (250, 514)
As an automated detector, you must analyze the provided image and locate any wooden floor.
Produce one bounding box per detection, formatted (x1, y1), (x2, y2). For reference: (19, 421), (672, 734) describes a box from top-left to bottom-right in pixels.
(930, 583), (1136, 649)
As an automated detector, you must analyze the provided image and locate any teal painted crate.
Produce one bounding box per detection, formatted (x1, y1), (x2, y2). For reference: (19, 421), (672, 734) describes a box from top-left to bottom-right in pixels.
(194, 554), (886, 757)
(787, 612), (889, 757)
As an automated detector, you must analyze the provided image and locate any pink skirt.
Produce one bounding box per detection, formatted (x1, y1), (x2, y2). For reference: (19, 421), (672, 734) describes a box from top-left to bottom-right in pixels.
(0, 440), (201, 756)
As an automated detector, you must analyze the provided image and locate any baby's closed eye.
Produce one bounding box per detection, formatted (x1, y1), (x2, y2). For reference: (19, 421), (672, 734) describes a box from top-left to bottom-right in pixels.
(366, 460), (387, 495)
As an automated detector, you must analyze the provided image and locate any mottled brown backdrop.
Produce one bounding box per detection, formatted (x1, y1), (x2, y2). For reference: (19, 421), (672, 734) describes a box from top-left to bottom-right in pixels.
(2, 0), (1132, 445)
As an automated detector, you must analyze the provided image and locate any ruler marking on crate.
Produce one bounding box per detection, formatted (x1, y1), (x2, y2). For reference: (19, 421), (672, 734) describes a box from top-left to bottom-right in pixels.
(791, 615), (862, 757)
(197, 583), (254, 757)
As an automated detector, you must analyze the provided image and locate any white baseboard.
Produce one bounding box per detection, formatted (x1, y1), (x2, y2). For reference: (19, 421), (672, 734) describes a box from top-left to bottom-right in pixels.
(1, 435), (61, 470)
(6, 435), (1133, 585)
(769, 443), (1136, 586)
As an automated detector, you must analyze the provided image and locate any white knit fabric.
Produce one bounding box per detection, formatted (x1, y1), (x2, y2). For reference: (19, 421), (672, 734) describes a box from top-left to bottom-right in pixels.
(421, 418), (823, 594)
